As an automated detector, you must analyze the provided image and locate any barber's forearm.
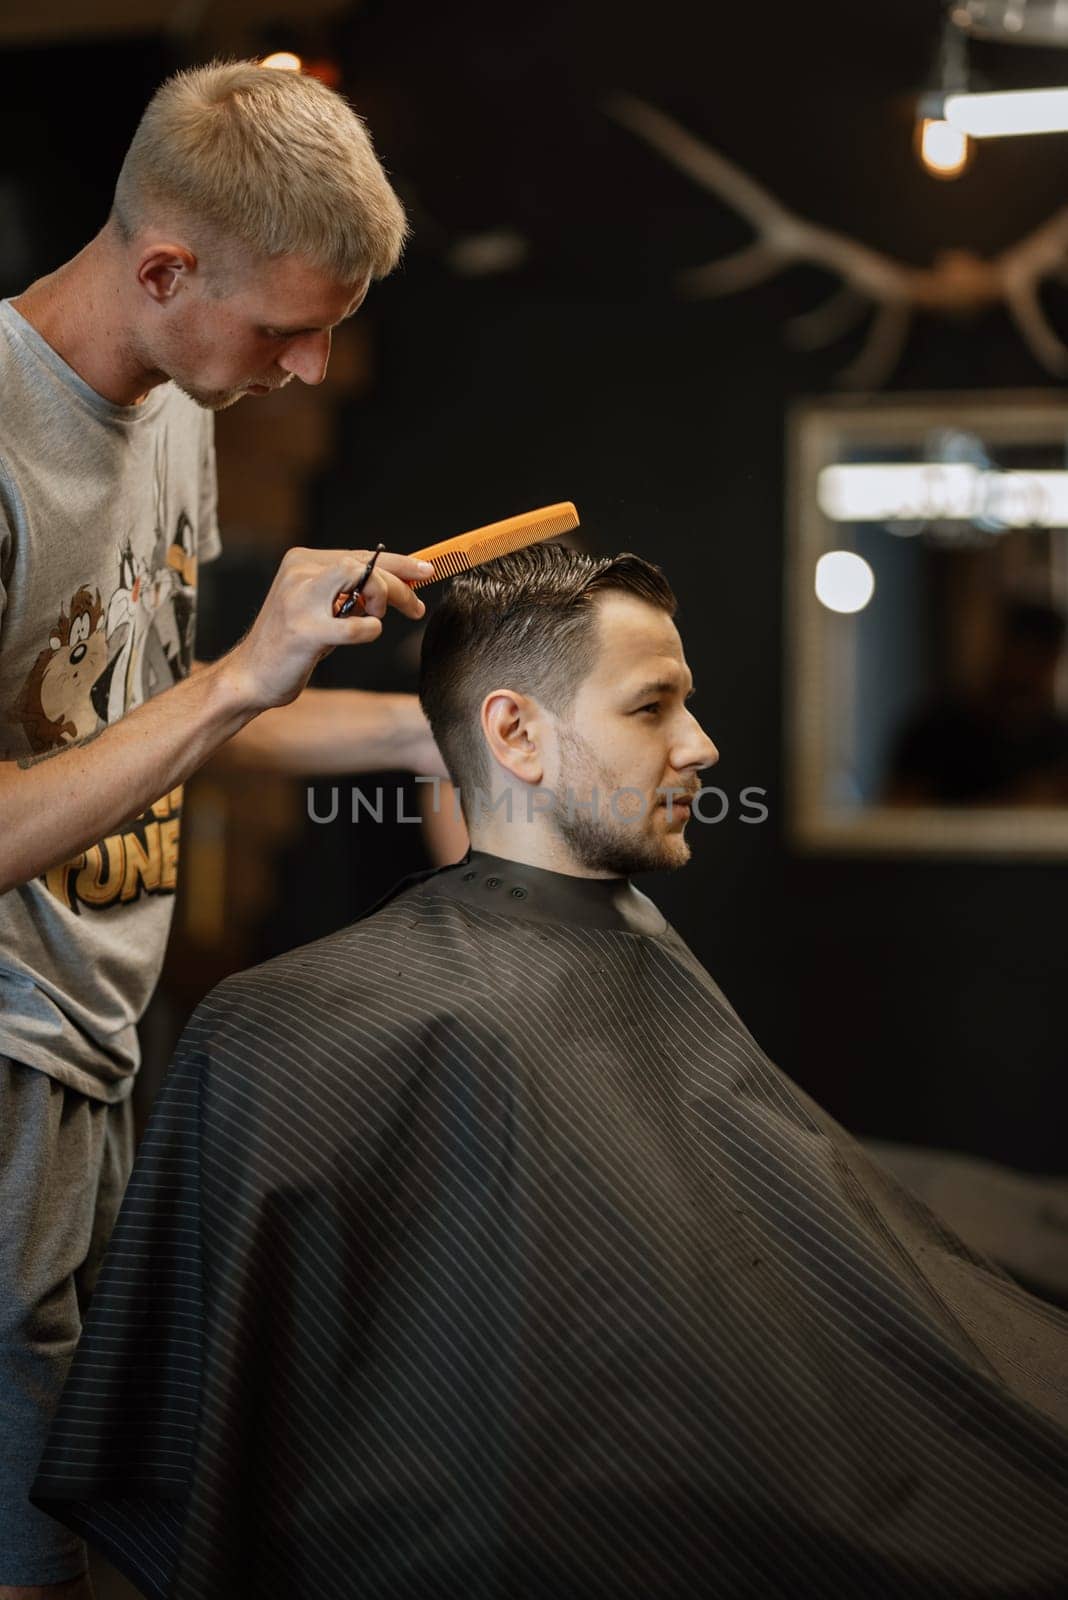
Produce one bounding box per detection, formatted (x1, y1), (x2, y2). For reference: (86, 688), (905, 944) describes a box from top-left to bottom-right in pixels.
(209, 688), (441, 776)
(0, 656), (256, 895)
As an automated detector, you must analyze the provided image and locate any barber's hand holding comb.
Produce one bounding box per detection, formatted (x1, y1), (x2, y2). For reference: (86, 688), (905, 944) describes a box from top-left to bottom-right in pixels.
(227, 544), (434, 712)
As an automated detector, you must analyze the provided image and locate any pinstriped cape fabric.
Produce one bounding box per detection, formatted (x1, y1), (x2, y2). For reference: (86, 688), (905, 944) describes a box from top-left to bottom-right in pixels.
(32, 854), (1068, 1599)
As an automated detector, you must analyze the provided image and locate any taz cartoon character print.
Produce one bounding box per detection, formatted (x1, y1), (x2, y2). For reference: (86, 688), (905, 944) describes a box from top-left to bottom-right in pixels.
(10, 433), (200, 913)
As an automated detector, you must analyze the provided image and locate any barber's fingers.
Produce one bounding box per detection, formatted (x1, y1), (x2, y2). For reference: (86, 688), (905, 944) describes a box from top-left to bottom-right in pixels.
(330, 613), (384, 646)
(314, 549), (431, 621)
(357, 566), (427, 621)
(376, 551), (436, 586)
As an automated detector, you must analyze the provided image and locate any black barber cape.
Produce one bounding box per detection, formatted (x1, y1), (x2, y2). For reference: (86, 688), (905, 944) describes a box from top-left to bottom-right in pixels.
(33, 853), (1068, 1598)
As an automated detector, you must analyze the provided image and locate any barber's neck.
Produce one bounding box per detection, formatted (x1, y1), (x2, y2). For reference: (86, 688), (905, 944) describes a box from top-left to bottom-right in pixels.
(12, 224), (159, 406)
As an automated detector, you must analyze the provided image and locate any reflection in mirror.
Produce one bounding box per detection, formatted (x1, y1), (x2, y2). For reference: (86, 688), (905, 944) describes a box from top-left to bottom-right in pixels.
(789, 394), (1068, 855)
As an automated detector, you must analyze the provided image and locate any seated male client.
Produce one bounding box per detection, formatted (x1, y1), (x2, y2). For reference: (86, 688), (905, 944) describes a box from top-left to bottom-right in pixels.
(32, 545), (1068, 1600)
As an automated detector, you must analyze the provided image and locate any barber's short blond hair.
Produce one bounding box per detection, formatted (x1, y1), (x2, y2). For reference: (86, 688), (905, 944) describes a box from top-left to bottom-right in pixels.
(112, 59), (408, 283)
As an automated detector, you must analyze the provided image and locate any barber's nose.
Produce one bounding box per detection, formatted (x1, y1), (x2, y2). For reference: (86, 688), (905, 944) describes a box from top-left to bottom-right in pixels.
(279, 330), (331, 386)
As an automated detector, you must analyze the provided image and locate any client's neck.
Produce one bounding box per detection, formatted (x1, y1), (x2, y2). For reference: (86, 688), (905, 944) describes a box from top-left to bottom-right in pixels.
(468, 824), (622, 882)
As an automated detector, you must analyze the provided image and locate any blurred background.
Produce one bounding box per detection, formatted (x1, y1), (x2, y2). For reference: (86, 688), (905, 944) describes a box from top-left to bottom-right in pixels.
(4, 0), (1067, 1290)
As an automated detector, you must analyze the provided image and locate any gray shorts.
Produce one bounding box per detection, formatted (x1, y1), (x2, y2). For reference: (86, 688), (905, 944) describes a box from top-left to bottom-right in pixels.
(0, 1055), (134, 1585)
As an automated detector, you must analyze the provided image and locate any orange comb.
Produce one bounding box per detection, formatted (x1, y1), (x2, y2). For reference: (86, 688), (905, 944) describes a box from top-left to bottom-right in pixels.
(408, 501), (579, 588)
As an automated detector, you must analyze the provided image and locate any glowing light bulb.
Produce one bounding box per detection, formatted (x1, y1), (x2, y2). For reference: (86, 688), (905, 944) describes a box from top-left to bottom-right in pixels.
(918, 117), (971, 178)
(815, 552), (875, 615)
(261, 51), (302, 72)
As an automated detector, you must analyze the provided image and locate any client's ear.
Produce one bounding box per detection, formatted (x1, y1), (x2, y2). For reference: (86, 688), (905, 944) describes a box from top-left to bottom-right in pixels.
(481, 689), (545, 787)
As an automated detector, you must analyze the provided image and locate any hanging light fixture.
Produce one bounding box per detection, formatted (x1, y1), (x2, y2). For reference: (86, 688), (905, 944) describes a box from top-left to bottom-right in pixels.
(917, 12), (975, 177)
(923, 2), (1068, 139)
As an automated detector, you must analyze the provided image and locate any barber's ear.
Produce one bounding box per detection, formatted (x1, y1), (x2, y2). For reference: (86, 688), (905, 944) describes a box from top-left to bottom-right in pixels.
(137, 243), (198, 304)
(481, 690), (544, 786)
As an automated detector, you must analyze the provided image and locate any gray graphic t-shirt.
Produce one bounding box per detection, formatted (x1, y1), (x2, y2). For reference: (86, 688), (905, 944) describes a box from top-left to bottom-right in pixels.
(0, 298), (221, 1100)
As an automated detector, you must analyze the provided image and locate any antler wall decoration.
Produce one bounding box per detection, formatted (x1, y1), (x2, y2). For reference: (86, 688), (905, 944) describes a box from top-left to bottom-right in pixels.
(608, 93), (1068, 389)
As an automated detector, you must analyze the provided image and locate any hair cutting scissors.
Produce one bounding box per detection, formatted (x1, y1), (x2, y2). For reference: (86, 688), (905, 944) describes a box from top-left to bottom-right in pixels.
(333, 543), (385, 618)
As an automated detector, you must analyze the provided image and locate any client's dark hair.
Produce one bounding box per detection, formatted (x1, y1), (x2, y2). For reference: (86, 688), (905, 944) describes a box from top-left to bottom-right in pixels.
(419, 543), (677, 795)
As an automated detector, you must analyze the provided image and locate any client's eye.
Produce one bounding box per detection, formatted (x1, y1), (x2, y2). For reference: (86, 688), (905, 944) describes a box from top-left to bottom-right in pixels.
(637, 703), (661, 716)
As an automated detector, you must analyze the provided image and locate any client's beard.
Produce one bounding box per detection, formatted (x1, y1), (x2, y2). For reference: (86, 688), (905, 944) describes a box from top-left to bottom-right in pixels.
(551, 724), (691, 877)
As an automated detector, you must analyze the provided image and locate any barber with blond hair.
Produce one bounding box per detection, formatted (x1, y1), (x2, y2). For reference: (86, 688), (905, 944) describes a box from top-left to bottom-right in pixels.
(0, 60), (438, 1598)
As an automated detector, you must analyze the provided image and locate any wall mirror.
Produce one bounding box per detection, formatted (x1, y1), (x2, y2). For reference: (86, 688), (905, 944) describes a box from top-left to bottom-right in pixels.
(788, 392), (1068, 856)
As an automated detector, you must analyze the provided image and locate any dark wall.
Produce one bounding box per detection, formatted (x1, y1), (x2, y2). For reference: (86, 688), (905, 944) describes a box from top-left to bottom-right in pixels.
(0, 36), (172, 288)
(5, 3), (1067, 1168)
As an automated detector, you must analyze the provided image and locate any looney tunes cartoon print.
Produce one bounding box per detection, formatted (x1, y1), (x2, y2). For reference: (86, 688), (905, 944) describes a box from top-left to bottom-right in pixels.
(10, 430), (200, 913)
(13, 431), (199, 755)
